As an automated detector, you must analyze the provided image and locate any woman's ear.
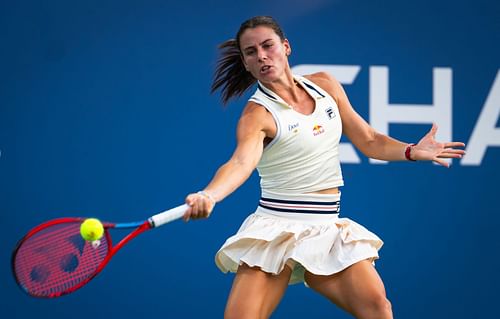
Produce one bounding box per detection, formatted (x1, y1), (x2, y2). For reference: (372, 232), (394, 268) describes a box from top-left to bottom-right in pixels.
(284, 39), (291, 56)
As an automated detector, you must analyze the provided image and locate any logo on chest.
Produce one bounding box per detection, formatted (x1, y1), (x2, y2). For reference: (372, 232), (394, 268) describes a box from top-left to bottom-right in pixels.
(288, 122), (300, 133)
(312, 124), (325, 136)
(325, 106), (336, 120)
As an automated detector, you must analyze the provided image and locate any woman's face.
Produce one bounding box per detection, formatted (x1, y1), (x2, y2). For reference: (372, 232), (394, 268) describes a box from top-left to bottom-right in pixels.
(239, 26), (291, 83)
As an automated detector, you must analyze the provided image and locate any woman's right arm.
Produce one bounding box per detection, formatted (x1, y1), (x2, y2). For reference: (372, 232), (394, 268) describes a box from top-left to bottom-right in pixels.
(183, 102), (274, 221)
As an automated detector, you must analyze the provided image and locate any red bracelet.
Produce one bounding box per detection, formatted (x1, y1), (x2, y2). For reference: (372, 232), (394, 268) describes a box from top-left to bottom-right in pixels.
(405, 144), (416, 161)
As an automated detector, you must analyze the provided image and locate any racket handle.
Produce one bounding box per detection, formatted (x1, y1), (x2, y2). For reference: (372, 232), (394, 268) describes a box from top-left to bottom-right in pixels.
(149, 204), (189, 227)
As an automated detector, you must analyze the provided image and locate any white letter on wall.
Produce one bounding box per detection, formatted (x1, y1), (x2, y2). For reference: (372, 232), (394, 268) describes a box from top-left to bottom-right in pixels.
(462, 70), (500, 166)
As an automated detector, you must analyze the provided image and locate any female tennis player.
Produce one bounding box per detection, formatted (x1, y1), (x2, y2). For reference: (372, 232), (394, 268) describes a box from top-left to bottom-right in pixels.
(183, 16), (465, 319)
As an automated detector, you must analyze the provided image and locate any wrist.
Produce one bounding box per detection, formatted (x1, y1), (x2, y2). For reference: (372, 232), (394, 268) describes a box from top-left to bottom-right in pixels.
(405, 143), (416, 161)
(197, 190), (217, 205)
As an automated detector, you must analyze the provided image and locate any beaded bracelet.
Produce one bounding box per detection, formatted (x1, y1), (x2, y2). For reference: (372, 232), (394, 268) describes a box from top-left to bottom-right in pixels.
(405, 143), (416, 161)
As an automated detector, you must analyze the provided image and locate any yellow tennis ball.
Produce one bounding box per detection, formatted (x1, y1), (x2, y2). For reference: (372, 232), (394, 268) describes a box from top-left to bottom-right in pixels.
(80, 218), (104, 242)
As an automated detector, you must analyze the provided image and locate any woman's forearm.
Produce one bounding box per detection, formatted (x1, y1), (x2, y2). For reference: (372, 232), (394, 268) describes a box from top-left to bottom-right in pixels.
(203, 158), (256, 203)
(361, 132), (409, 161)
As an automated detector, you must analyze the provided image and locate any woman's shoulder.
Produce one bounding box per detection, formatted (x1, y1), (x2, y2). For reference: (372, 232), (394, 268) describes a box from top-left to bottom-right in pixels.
(303, 72), (337, 89)
(243, 100), (269, 114)
(302, 72), (342, 102)
(240, 100), (274, 123)
(237, 101), (276, 138)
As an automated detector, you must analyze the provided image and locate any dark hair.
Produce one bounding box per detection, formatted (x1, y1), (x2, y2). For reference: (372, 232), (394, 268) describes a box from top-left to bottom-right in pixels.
(211, 16), (286, 105)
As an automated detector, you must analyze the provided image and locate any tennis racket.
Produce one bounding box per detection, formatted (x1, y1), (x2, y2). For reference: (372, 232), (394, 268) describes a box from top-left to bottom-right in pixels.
(11, 203), (189, 298)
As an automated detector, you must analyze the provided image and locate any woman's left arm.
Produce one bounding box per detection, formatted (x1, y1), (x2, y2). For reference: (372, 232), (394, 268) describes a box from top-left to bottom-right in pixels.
(308, 72), (465, 167)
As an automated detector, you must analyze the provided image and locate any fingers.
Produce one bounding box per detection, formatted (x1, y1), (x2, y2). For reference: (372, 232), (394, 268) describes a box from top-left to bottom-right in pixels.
(418, 123), (438, 144)
(438, 148), (466, 158)
(433, 146), (466, 166)
(433, 158), (450, 168)
(428, 123), (438, 137)
(444, 142), (466, 148)
(183, 192), (215, 222)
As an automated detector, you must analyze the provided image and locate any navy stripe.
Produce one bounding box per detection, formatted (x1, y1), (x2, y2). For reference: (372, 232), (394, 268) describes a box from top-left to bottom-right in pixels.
(303, 82), (325, 98)
(259, 203), (339, 214)
(260, 197), (339, 206)
(258, 84), (278, 101)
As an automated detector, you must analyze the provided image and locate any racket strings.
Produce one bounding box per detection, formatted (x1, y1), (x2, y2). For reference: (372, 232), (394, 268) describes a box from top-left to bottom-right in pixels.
(13, 222), (109, 297)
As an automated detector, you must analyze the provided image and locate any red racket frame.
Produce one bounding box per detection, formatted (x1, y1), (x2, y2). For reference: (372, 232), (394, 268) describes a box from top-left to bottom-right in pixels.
(12, 217), (152, 298)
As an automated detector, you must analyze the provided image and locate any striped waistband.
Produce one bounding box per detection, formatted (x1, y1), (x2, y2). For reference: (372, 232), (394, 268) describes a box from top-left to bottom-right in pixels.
(259, 197), (340, 214)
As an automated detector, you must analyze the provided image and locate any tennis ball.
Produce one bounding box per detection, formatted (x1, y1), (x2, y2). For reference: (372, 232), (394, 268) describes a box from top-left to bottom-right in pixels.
(80, 218), (104, 242)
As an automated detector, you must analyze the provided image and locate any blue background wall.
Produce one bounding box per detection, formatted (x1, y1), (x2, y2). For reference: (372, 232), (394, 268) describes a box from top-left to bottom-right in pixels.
(1, 0), (499, 318)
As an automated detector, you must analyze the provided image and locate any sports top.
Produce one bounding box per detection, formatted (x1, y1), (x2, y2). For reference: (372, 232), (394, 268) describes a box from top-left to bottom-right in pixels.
(249, 75), (344, 194)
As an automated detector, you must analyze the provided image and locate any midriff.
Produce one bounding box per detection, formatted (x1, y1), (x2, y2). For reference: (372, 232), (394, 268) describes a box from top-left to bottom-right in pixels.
(309, 187), (339, 194)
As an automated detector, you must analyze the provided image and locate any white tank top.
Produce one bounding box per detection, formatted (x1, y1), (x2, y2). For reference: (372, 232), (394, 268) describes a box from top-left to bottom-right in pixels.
(250, 75), (344, 194)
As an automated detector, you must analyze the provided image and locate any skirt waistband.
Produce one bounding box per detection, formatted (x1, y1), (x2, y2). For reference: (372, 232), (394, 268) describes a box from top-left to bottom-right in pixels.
(259, 191), (341, 214)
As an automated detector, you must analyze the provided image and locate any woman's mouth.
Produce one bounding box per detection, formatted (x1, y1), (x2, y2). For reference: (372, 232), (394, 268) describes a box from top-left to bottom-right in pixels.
(260, 65), (272, 73)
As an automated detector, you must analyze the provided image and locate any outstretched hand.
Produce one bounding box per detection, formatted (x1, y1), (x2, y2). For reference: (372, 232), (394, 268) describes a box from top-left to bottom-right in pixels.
(411, 124), (466, 167)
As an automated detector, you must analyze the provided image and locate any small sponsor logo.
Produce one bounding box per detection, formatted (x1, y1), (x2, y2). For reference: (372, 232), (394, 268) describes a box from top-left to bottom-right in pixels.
(325, 106), (336, 119)
(288, 122), (299, 133)
(313, 124), (325, 136)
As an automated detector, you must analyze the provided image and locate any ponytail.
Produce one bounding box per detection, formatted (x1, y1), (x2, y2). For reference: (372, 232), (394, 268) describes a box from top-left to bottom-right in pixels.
(211, 39), (256, 105)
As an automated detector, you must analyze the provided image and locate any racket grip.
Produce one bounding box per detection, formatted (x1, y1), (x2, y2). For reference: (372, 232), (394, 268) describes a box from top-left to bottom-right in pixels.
(149, 204), (189, 227)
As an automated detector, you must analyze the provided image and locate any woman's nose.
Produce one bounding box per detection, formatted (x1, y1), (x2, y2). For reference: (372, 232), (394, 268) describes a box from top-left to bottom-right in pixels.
(257, 48), (267, 61)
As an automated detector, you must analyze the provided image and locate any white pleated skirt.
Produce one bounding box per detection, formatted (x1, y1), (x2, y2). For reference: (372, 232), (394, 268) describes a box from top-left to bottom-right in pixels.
(215, 191), (383, 285)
